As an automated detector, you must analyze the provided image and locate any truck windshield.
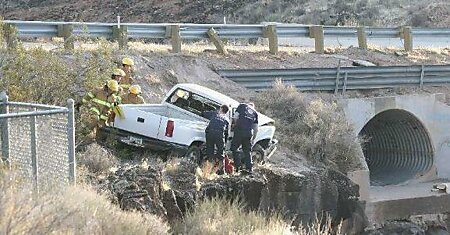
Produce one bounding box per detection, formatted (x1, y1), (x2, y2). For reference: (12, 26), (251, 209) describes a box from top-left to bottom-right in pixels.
(167, 89), (221, 117)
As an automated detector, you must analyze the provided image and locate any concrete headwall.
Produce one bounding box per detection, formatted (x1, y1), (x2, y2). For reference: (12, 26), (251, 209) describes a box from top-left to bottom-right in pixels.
(342, 93), (450, 183)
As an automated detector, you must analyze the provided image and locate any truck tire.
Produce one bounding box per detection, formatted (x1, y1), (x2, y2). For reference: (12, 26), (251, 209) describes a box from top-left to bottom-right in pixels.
(251, 144), (266, 165)
(186, 145), (202, 164)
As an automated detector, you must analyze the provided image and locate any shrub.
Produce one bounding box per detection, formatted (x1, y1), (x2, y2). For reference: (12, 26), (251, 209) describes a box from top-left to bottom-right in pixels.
(173, 197), (293, 235)
(174, 197), (341, 235)
(255, 81), (362, 173)
(74, 39), (116, 92)
(0, 167), (170, 235)
(0, 47), (77, 106)
(76, 143), (118, 174)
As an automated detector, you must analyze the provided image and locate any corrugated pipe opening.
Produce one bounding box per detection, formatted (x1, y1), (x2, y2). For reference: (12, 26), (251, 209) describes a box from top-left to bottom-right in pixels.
(359, 109), (434, 186)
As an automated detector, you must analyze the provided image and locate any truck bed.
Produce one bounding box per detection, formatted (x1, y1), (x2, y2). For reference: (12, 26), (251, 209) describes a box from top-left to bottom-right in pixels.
(135, 104), (202, 122)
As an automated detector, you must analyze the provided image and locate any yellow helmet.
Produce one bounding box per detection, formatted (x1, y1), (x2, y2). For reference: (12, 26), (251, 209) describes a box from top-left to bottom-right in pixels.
(107, 79), (119, 92)
(122, 58), (134, 66)
(113, 68), (126, 77)
(129, 85), (142, 95)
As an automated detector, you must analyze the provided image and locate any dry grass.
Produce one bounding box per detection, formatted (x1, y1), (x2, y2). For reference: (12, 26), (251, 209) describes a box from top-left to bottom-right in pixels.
(76, 143), (119, 174)
(0, 166), (170, 235)
(255, 81), (362, 172)
(173, 197), (293, 235)
(173, 197), (341, 235)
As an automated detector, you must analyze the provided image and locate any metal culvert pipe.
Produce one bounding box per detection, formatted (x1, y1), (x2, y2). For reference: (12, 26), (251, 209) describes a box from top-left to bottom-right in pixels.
(359, 109), (434, 186)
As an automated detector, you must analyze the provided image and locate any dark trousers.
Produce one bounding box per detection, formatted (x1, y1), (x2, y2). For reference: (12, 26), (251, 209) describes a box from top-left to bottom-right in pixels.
(231, 129), (252, 171)
(205, 131), (225, 161)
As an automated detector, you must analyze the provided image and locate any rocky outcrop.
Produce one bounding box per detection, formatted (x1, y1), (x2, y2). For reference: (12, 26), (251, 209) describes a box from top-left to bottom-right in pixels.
(363, 221), (450, 235)
(102, 160), (365, 232)
(106, 165), (167, 218)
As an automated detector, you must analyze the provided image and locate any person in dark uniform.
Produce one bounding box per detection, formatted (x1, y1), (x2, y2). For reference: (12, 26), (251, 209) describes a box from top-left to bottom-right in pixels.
(203, 105), (230, 171)
(231, 102), (258, 174)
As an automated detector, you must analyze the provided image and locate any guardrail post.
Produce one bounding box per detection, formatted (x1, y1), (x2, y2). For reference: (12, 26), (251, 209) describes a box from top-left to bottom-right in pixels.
(309, 25), (324, 54)
(357, 26), (368, 50)
(4, 23), (18, 50)
(335, 60), (341, 94)
(0, 92), (10, 166)
(67, 99), (76, 184)
(170, 25), (181, 53)
(400, 26), (413, 52)
(264, 24), (278, 55)
(30, 107), (39, 192)
(207, 28), (228, 55)
(420, 65), (425, 89)
(58, 24), (74, 50)
(113, 25), (128, 50)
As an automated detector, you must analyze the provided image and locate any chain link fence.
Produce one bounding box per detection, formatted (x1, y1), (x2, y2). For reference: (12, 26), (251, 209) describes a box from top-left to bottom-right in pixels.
(0, 92), (76, 191)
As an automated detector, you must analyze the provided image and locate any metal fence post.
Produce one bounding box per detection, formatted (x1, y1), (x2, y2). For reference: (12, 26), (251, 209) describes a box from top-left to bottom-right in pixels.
(67, 99), (76, 184)
(170, 24), (182, 53)
(357, 26), (368, 50)
(30, 107), (39, 191)
(0, 92), (10, 166)
(309, 25), (324, 54)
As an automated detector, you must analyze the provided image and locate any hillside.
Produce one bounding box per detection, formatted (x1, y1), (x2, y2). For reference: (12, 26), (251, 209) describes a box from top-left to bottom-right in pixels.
(1, 0), (450, 27)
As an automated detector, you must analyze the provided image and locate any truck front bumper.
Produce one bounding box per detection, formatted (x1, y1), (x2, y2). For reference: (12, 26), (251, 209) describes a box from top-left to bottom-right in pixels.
(266, 139), (278, 159)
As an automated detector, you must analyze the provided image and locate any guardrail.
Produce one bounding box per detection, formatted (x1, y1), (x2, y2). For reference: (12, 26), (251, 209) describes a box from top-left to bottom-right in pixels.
(3, 20), (450, 54)
(216, 64), (450, 93)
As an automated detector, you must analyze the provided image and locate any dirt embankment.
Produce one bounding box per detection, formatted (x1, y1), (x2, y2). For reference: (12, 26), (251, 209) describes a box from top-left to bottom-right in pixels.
(124, 46), (450, 103)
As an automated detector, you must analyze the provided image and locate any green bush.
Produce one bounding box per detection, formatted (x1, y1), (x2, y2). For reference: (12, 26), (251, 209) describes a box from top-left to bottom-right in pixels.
(74, 39), (116, 92)
(0, 47), (77, 105)
(255, 81), (362, 173)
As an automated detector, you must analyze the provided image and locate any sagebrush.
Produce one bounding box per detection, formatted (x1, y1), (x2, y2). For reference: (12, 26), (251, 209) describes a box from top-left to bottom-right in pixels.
(76, 143), (118, 174)
(255, 81), (362, 172)
(174, 197), (341, 235)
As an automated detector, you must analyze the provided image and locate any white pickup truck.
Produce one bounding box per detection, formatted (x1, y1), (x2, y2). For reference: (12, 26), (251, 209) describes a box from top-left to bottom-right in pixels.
(102, 83), (277, 163)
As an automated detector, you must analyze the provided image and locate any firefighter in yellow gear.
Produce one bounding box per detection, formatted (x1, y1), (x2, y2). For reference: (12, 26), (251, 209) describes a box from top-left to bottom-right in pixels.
(81, 79), (121, 137)
(122, 85), (145, 104)
(111, 68), (126, 95)
(121, 58), (134, 88)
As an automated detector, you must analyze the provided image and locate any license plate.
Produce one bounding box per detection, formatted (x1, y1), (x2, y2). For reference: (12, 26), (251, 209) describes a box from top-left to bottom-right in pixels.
(121, 136), (143, 145)
(129, 136), (143, 145)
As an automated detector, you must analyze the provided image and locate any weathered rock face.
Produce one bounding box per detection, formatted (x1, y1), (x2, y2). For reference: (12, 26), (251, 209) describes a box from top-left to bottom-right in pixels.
(106, 165), (167, 218)
(200, 173), (267, 210)
(362, 221), (450, 235)
(258, 166), (361, 225)
(102, 160), (364, 232)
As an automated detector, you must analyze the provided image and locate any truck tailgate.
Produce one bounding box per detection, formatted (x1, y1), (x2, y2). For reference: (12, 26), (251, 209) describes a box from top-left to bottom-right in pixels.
(113, 104), (163, 138)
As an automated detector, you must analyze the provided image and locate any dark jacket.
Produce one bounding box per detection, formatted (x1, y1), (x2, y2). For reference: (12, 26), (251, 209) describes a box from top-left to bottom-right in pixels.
(234, 103), (258, 135)
(203, 111), (230, 136)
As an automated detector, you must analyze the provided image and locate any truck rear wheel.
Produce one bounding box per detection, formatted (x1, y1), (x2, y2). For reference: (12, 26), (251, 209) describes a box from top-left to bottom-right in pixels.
(186, 145), (202, 164)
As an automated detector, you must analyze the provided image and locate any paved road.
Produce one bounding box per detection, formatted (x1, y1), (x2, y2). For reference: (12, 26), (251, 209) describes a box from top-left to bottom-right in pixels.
(280, 36), (450, 49)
